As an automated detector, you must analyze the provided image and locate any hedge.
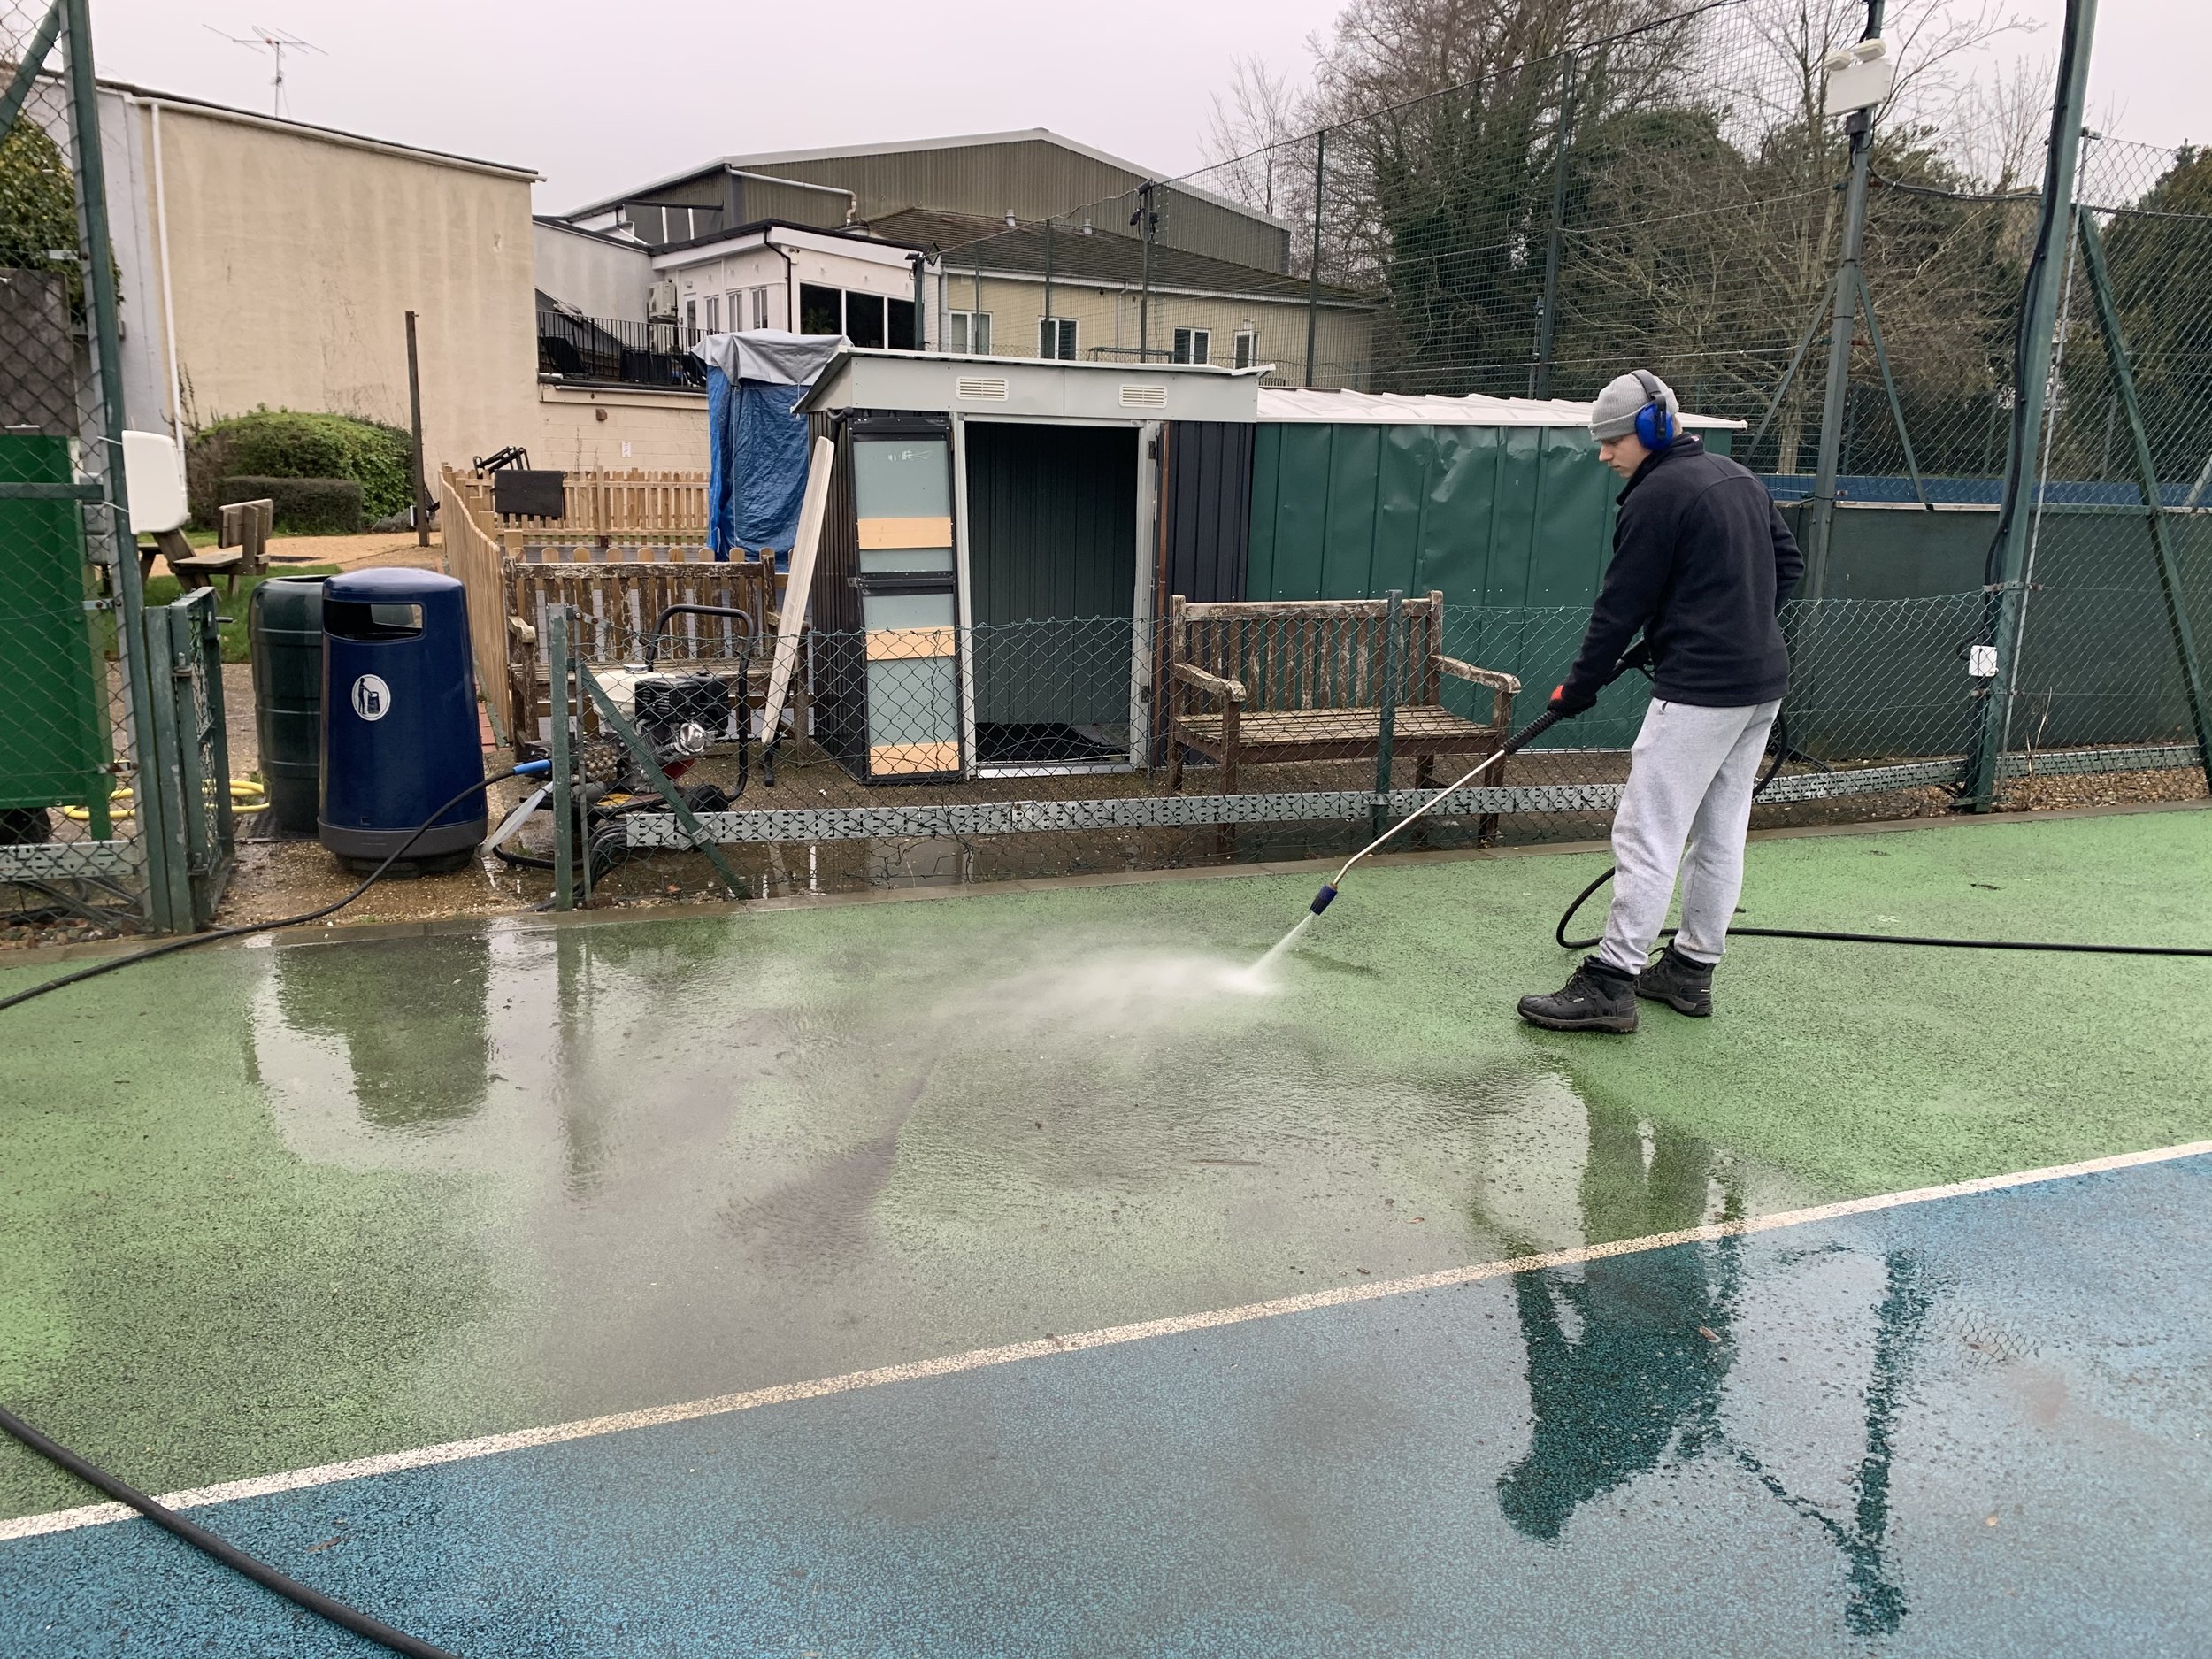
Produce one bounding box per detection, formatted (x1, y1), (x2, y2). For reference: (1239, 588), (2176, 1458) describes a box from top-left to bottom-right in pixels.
(220, 475), (363, 535)
(188, 410), (411, 526)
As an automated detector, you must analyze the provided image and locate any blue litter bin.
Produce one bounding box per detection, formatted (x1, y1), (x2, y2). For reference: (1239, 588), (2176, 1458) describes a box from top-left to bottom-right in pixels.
(319, 568), (487, 872)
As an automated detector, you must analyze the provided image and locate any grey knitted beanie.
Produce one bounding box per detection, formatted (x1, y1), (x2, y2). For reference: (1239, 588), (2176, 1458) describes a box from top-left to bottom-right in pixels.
(1589, 372), (1678, 441)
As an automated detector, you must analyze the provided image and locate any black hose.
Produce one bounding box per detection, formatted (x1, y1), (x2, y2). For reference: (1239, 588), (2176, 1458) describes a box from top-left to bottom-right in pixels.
(0, 1405), (460, 1659)
(0, 767), (550, 1659)
(1552, 716), (2211, 958)
(0, 765), (545, 1017)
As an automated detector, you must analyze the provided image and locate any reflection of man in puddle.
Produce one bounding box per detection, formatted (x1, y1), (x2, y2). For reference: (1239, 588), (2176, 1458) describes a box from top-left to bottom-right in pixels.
(1493, 1103), (1919, 1640)
(1495, 1105), (1733, 1540)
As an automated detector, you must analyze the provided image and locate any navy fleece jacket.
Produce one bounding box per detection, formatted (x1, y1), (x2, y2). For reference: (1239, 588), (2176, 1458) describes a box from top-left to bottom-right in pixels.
(1559, 434), (1804, 709)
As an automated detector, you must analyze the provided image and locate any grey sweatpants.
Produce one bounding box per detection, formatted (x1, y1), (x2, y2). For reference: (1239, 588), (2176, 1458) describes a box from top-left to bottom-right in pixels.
(1597, 696), (1782, 974)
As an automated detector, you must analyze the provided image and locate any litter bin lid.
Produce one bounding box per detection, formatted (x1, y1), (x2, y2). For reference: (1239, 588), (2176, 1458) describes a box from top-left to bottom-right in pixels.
(326, 567), (463, 603)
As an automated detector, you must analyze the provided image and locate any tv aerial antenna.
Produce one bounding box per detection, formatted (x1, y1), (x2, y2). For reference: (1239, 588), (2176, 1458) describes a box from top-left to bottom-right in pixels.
(205, 23), (324, 118)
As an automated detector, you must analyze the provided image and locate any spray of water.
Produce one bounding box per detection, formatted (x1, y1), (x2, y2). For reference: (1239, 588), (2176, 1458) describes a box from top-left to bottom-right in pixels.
(1244, 912), (1315, 984)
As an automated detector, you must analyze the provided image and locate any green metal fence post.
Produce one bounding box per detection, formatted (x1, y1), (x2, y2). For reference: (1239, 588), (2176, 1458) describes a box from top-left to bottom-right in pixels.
(1969, 0), (2097, 810)
(139, 603), (196, 931)
(1371, 589), (1402, 843)
(1530, 53), (1577, 401)
(548, 608), (575, 910)
(2075, 211), (2212, 794)
(1303, 131), (1325, 388)
(62, 0), (179, 926)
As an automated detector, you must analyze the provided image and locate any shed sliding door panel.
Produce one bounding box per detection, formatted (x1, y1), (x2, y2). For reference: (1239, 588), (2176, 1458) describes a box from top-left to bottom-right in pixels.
(964, 422), (1137, 736)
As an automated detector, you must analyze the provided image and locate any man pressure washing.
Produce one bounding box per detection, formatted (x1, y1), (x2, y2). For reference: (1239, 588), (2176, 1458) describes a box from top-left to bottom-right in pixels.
(1517, 371), (1804, 1033)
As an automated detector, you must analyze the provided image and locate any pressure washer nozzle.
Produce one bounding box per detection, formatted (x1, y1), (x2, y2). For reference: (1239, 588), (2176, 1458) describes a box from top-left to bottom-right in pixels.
(1310, 883), (1338, 915)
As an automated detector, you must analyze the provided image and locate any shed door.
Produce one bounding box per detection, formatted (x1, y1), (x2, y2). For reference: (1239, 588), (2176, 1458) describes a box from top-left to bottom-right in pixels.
(964, 422), (1137, 750)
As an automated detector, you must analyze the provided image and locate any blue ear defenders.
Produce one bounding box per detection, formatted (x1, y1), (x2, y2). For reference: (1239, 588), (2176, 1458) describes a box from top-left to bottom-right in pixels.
(1631, 369), (1675, 449)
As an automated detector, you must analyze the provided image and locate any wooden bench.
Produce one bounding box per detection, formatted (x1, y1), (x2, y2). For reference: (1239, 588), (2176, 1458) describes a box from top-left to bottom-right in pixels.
(140, 497), (273, 594)
(1164, 592), (1519, 806)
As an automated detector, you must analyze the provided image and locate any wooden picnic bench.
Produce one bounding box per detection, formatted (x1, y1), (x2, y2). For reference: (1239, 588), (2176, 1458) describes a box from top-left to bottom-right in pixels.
(1164, 592), (1519, 807)
(139, 496), (273, 594)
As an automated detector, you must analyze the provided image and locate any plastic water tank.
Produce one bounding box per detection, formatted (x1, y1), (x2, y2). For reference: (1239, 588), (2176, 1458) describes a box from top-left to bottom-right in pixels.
(318, 568), (486, 871)
(248, 575), (326, 834)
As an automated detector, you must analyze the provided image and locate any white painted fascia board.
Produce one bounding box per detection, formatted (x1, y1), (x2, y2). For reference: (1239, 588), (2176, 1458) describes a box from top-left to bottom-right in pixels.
(653, 231), (770, 272)
(766, 226), (935, 269)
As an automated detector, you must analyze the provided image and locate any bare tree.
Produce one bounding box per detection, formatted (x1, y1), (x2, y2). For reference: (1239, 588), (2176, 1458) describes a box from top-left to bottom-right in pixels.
(1203, 58), (1309, 218)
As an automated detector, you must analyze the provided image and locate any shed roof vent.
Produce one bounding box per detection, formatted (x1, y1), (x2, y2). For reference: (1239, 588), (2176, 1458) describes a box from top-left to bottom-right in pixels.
(1118, 383), (1168, 408)
(956, 375), (1009, 400)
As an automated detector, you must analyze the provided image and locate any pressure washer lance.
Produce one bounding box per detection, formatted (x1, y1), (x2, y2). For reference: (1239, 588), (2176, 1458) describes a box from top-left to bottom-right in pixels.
(1308, 650), (1646, 916)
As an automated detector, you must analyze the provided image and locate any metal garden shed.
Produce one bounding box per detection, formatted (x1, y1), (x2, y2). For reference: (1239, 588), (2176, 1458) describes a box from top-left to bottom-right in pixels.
(794, 350), (1262, 781)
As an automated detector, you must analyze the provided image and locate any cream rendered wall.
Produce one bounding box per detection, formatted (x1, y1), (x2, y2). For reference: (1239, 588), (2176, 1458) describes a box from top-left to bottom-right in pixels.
(938, 272), (1371, 388)
(142, 104), (539, 479)
(526, 385), (706, 472)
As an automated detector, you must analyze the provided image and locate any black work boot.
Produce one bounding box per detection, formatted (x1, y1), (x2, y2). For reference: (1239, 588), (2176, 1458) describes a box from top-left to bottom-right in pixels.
(1517, 957), (1639, 1033)
(1637, 943), (1715, 1017)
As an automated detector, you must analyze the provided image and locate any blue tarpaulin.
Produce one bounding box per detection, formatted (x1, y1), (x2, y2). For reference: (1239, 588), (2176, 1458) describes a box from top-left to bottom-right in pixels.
(695, 332), (844, 565)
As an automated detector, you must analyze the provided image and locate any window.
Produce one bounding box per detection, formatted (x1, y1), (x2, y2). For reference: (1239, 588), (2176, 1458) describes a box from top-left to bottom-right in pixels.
(725, 291), (741, 332)
(948, 310), (992, 356)
(703, 294), (720, 333)
(1039, 317), (1077, 360)
(1233, 329), (1257, 370)
(888, 296), (918, 351)
(799, 283), (841, 335)
(749, 287), (771, 329)
(846, 292), (887, 349)
(1171, 326), (1210, 365)
(684, 297), (698, 341)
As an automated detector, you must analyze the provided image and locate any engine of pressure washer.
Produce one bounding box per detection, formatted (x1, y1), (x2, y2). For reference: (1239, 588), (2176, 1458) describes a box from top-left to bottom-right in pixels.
(626, 672), (733, 785)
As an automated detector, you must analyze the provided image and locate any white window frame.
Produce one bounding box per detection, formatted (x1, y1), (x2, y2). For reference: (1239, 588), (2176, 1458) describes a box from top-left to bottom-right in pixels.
(1171, 326), (1211, 365)
(1233, 328), (1257, 370)
(703, 294), (721, 333)
(684, 296), (698, 342)
(949, 310), (992, 356)
(1039, 316), (1077, 360)
(749, 287), (770, 329)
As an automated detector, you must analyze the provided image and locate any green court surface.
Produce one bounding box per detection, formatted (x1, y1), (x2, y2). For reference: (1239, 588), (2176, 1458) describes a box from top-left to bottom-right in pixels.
(2, 806), (2208, 1530)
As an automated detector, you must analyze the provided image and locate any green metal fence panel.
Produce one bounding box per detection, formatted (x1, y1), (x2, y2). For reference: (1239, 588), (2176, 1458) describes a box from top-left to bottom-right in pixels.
(1248, 422), (1626, 612)
(0, 433), (109, 822)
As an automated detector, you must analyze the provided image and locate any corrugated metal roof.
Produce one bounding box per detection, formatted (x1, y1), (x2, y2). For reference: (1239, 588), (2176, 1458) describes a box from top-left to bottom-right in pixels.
(1256, 388), (1747, 430)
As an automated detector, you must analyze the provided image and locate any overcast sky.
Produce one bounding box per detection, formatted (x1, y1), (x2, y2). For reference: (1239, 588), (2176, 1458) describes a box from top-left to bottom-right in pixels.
(88, 1), (2206, 213)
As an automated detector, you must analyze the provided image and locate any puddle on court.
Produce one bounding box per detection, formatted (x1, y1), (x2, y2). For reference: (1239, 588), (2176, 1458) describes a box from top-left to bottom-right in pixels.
(241, 915), (1811, 1416)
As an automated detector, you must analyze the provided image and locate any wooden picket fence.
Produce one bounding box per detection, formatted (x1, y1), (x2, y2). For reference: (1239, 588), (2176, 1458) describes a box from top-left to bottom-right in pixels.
(438, 465), (785, 745)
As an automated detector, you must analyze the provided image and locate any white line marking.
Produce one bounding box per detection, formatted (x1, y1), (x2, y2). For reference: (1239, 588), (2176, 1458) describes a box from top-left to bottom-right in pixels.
(6, 1137), (2207, 1543)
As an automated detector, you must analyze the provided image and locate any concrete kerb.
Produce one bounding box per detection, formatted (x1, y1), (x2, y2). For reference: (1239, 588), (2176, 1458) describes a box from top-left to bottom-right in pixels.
(1, 797), (2204, 972)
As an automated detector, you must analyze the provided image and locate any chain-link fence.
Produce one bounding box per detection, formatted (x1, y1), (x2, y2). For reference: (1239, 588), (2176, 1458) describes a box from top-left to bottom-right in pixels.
(1, 0), (227, 937)
(502, 581), (2195, 901)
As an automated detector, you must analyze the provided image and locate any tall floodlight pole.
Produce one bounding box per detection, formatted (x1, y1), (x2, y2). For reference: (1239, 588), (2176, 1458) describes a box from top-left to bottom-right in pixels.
(1966, 0), (2097, 810)
(1802, 0), (1886, 599)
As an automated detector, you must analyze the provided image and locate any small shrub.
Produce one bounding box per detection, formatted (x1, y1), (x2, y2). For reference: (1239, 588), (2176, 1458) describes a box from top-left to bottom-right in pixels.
(220, 475), (363, 535)
(188, 410), (412, 525)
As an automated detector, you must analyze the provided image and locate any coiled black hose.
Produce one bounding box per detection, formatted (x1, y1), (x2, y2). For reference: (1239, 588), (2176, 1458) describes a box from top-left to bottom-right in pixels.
(1554, 717), (2212, 958)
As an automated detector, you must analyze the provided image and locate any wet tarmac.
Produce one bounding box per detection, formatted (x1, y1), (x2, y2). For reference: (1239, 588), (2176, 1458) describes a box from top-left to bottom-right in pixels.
(2, 808), (2208, 1652)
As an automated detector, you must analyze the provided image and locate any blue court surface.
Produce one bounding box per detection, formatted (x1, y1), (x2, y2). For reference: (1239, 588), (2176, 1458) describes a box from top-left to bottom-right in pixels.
(10, 1149), (2210, 1658)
